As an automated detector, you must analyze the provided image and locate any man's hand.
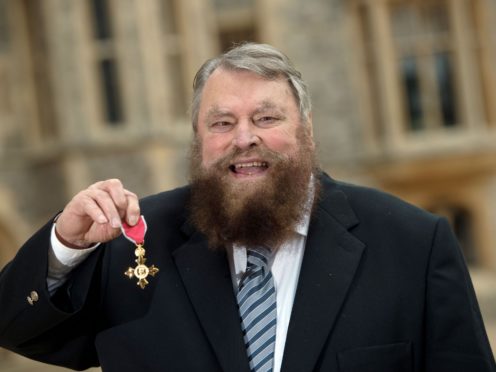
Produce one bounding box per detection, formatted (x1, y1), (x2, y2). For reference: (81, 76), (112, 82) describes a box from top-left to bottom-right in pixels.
(55, 179), (140, 249)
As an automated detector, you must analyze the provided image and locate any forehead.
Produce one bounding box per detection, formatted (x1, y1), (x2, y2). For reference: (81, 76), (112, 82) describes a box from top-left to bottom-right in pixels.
(199, 68), (298, 113)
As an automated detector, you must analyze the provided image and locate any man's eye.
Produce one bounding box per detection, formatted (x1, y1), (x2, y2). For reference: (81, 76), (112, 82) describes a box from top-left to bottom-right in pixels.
(255, 117), (278, 126)
(210, 121), (233, 132)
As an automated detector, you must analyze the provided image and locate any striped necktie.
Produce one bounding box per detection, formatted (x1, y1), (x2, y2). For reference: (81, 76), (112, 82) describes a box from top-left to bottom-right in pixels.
(237, 247), (277, 372)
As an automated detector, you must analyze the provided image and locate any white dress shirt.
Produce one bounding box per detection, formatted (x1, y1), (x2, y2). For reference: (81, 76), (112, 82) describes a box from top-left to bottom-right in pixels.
(47, 225), (99, 294)
(229, 215), (309, 372)
(48, 211), (310, 372)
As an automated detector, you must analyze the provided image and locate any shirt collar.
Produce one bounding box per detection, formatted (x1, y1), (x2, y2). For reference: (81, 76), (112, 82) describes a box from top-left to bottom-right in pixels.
(294, 173), (315, 238)
(295, 209), (311, 237)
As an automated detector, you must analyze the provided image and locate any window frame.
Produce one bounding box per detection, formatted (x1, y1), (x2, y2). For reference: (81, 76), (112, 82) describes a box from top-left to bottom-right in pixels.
(351, 0), (496, 154)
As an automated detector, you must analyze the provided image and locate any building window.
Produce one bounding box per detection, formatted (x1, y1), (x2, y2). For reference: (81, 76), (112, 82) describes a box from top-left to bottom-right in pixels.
(21, 0), (58, 140)
(354, 0), (495, 143)
(468, 0), (496, 127)
(0, 0), (10, 116)
(213, 0), (258, 52)
(89, 0), (124, 125)
(99, 58), (123, 123)
(0, 0), (9, 53)
(219, 27), (257, 52)
(161, 0), (187, 118)
(90, 0), (113, 40)
(391, 2), (459, 131)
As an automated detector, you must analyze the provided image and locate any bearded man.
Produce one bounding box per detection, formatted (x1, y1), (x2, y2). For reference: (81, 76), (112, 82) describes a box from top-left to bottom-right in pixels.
(0, 43), (494, 372)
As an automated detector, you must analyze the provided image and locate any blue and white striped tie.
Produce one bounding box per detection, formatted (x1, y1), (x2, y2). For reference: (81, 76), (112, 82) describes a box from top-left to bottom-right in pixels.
(237, 247), (277, 372)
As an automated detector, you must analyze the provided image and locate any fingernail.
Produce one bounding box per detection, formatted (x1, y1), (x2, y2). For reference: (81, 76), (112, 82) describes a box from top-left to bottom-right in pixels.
(98, 215), (108, 224)
(111, 218), (121, 228)
(129, 215), (138, 225)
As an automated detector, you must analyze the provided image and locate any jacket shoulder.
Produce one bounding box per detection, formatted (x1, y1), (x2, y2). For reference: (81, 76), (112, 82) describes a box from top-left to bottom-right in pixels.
(322, 175), (439, 228)
(139, 185), (191, 223)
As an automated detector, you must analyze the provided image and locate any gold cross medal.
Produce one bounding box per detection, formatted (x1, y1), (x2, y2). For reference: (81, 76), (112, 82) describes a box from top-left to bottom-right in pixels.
(121, 216), (159, 289)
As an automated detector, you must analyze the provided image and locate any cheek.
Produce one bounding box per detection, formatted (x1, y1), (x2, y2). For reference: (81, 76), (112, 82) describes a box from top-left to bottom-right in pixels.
(263, 130), (299, 154)
(200, 144), (215, 166)
(200, 137), (228, 166)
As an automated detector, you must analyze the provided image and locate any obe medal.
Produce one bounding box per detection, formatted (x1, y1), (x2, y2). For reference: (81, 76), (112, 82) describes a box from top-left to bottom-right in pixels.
(121, 216), (159, 289)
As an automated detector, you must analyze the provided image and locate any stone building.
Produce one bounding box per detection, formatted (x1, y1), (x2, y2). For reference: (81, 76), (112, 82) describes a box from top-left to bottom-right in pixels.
(0, 0), (495, 370)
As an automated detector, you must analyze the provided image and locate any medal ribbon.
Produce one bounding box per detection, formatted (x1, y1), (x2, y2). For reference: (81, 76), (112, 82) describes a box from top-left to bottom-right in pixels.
(121, 215), (147, 245)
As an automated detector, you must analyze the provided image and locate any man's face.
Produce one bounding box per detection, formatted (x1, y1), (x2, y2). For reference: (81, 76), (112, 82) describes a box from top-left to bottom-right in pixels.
(189, 67), (317, 249)
(197, 68), (312, 179)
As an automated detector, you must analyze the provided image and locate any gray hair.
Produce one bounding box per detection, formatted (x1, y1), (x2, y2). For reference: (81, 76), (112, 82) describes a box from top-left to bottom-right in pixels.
(191, 42), (312, 131)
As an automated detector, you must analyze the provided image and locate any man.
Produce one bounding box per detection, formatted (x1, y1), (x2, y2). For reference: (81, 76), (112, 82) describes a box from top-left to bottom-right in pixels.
(0, 43), (494, 372)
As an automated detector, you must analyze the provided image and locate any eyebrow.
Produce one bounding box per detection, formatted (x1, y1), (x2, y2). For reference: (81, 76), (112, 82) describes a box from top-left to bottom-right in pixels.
(204, 106), (234, 122)
(253, 100), (287, 116)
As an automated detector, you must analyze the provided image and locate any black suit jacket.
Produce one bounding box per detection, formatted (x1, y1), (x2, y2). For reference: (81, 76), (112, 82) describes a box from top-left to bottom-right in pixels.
(0, 174), (495, 372)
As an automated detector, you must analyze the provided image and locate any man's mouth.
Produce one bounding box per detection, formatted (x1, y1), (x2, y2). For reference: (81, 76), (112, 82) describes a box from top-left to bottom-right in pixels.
(229, 161), (269, 176)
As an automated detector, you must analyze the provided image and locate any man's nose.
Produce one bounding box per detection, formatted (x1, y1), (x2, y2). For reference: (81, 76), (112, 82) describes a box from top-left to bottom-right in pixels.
(232, 121), (261, 149)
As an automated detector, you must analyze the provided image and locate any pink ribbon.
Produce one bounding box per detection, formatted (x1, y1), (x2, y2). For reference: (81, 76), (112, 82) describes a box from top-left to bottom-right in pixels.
(121, 215), (147, 245)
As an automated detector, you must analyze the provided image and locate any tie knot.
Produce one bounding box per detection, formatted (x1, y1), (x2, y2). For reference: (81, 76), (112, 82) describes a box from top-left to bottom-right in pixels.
(246, 247), (271, 271)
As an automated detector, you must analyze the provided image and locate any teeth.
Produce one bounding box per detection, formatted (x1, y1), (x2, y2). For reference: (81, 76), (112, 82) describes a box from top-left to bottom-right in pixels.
(234, 162), (268, 169)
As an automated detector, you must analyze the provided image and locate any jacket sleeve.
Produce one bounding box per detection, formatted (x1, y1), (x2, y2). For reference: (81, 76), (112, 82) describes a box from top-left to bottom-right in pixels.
(0, 219), (104, 370)
(425, 217), (496, 371)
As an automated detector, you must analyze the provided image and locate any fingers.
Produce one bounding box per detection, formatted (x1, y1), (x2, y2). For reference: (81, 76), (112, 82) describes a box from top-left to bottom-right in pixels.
(83, 189), (122, 228)
(55, 179), (140, 247)
(124, 189), (140, 225)
(86, 179), (140, 227)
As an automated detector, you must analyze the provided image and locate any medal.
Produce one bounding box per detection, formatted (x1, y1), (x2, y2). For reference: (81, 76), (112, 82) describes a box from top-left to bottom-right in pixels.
(121, 216), (159, 289)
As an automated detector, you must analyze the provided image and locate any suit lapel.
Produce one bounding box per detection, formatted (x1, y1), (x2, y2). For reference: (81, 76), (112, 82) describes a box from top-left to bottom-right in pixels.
(172, 232), (250, 372)
(281, 178), (366, 372)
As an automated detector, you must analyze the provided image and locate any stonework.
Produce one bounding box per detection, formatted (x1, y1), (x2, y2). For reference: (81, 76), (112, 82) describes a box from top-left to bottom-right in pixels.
(0, 0), (495, 369)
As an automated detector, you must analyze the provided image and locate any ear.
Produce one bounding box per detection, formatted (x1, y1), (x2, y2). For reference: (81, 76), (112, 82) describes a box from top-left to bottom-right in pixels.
(303, 113), (313, 140)
(305, 112), (314, 138)
(307, 113), (318, 153)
